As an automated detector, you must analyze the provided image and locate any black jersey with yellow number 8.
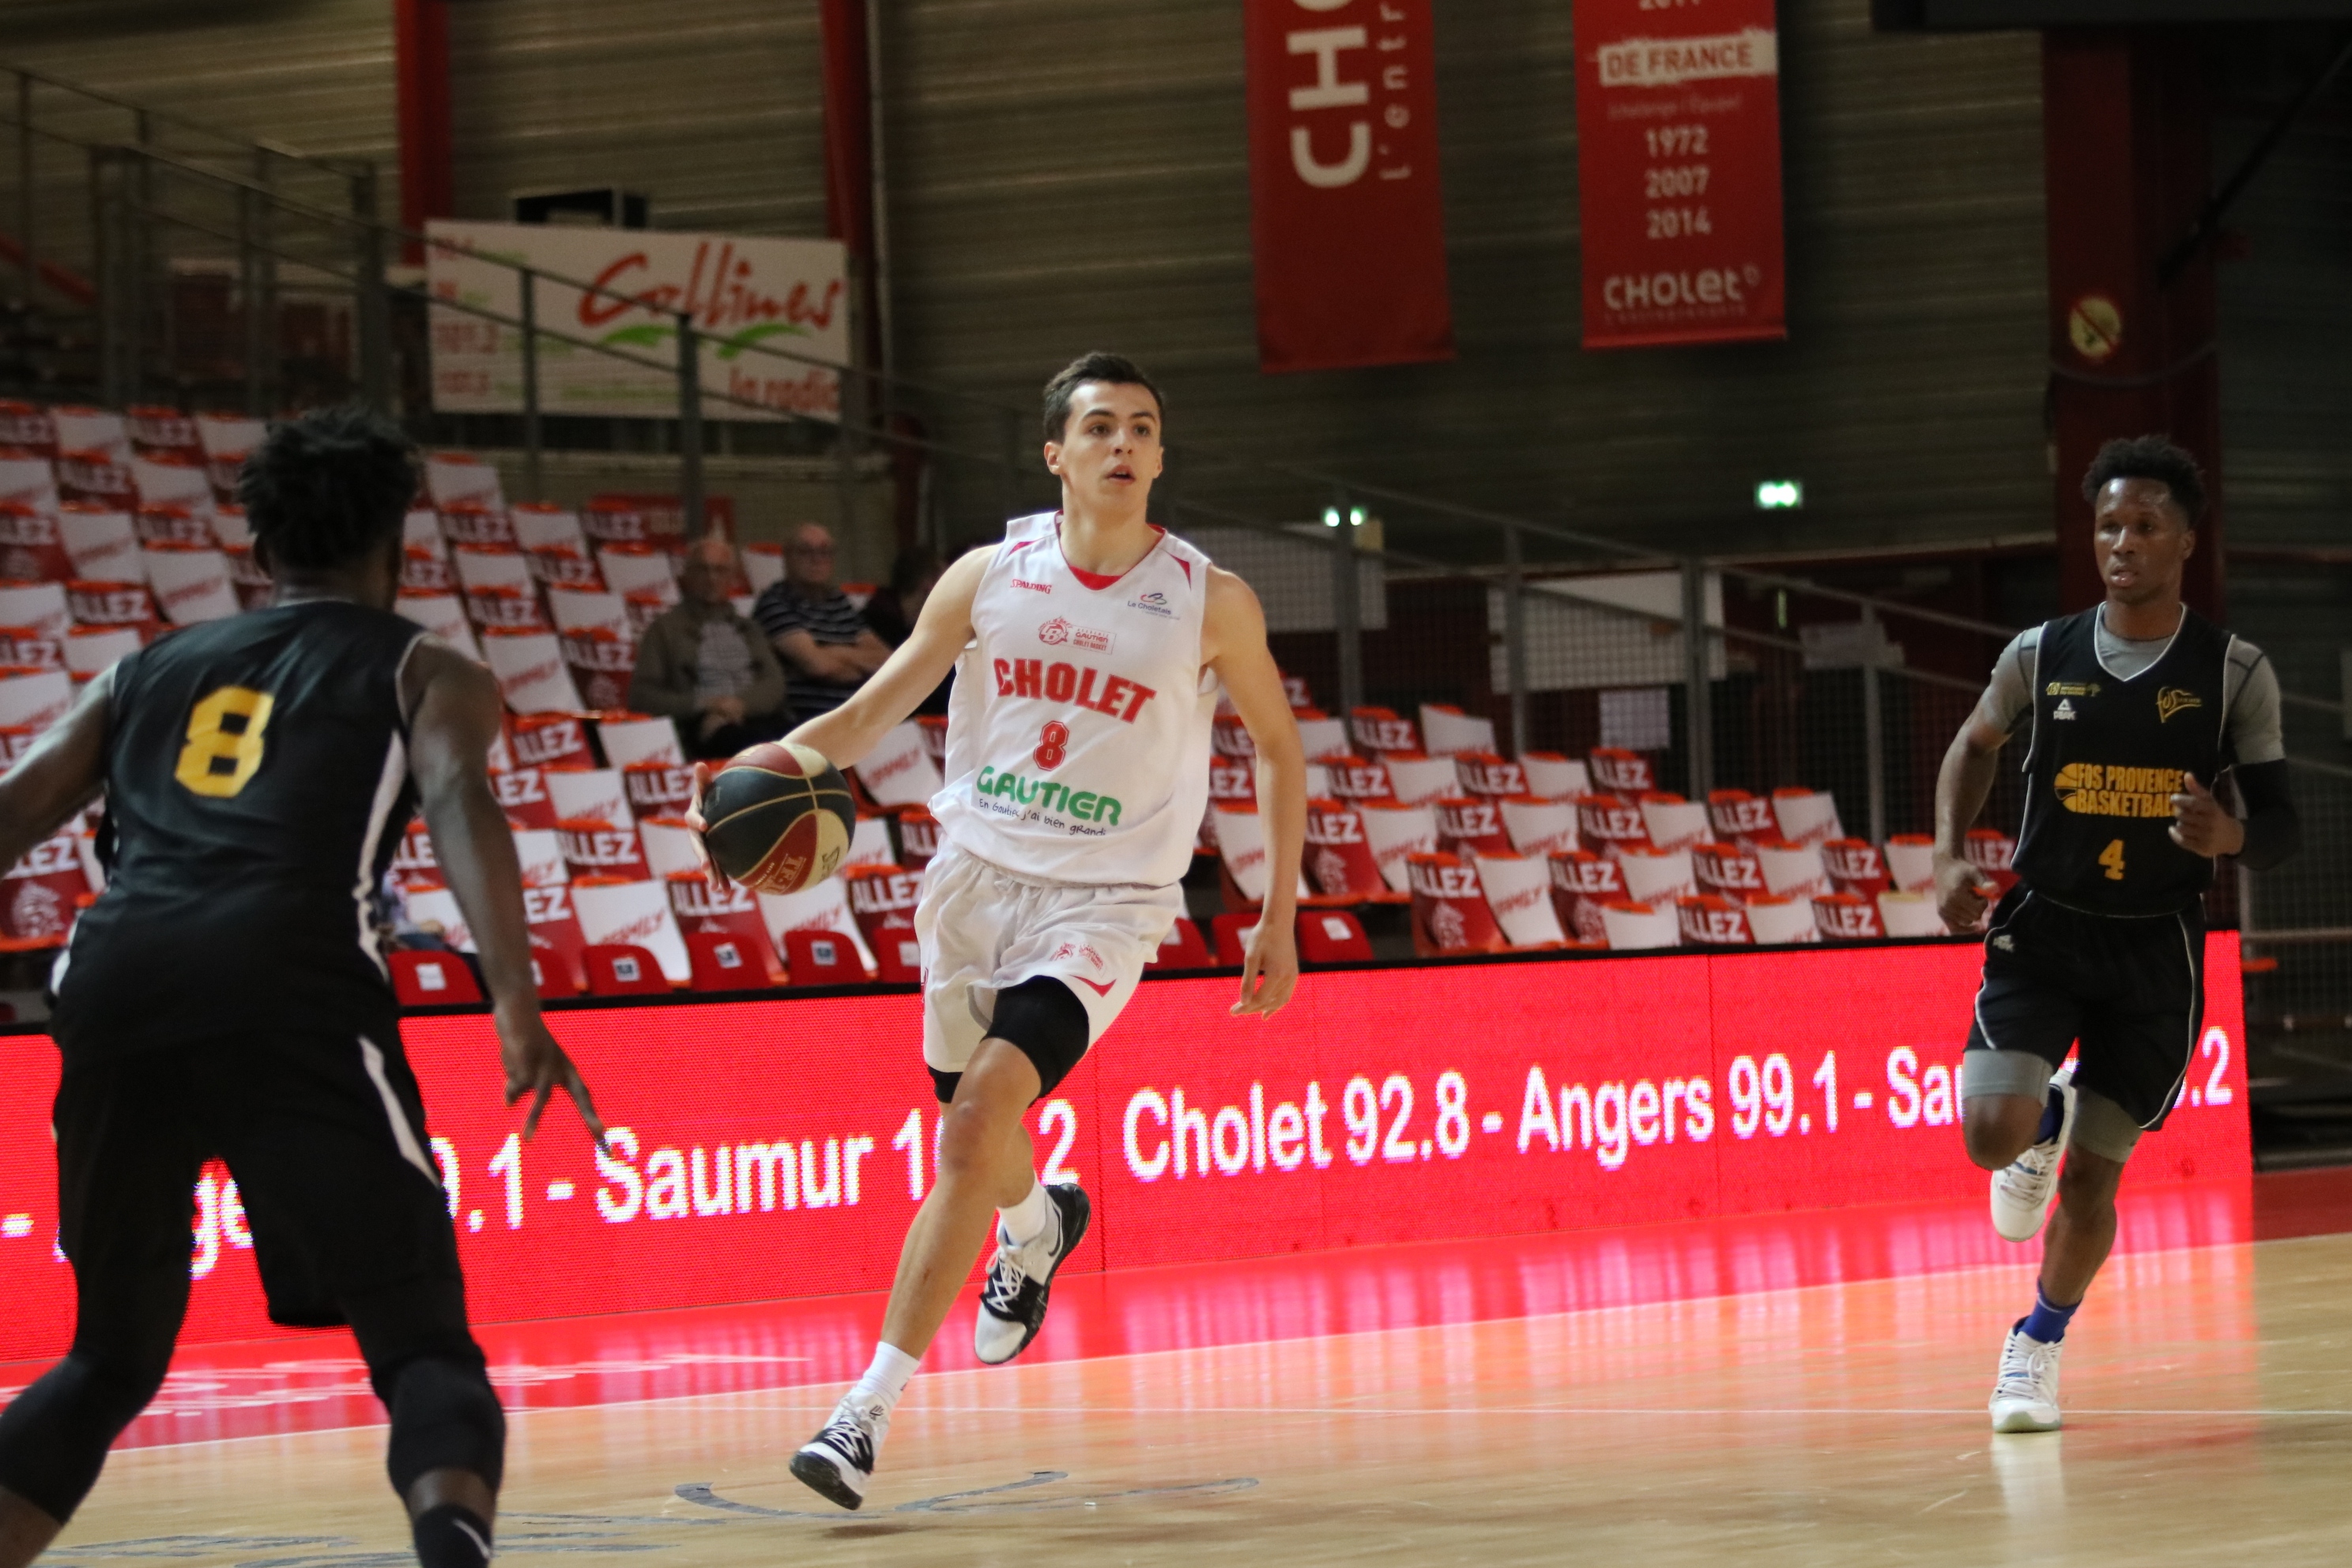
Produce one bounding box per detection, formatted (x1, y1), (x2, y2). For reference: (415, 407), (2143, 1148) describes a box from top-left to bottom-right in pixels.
(2011, 605), (2234, 918)
(52, 601), (426, 1062)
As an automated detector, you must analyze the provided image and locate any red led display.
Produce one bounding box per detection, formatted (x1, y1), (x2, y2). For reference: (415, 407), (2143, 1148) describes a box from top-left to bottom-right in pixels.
(0, 939), (2248, 1365)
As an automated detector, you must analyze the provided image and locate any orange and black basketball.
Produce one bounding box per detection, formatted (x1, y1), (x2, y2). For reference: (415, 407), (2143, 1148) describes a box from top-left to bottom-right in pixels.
(699, 741), (858, 895)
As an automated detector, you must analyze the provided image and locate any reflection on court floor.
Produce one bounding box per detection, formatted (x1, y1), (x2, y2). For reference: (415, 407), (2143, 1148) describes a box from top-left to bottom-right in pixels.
(24, 1174), (2352, 1567)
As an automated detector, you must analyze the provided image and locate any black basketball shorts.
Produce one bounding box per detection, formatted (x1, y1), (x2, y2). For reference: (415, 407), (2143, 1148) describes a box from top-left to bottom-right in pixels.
(1963, 886), (2207, 1140)
(54, 1025), (471, 1338)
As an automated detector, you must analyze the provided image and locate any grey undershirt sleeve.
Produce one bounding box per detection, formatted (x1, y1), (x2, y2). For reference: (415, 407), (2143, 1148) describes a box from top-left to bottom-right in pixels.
(1974, 631), (2037, 737)
(2226, 649), (2285, 766)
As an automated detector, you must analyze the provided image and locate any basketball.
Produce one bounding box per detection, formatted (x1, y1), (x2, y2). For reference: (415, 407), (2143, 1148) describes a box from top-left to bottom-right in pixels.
(699, 741), (858, 895)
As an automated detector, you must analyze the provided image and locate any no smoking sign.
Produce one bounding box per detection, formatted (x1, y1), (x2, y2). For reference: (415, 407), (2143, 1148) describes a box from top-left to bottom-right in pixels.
(2068, 293), (2124, 364)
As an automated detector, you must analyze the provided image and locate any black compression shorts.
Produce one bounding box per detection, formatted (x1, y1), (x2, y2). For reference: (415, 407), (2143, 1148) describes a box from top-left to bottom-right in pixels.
(926, 975), (1091, 1104)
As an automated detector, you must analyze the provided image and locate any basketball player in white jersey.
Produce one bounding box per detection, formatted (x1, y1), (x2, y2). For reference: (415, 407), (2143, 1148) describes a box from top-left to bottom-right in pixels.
(689, 352), (1306, 1508)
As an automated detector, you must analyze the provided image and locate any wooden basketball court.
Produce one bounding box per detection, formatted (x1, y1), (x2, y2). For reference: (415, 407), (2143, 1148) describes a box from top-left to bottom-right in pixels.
(28, 1171), (2352, 1567)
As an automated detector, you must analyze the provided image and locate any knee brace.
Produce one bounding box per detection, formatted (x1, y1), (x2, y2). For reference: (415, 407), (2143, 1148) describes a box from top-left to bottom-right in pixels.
(987, 976), (1091, 1098)
(384, 1355), (506, 1498)
(0, 1349), (173, 1522)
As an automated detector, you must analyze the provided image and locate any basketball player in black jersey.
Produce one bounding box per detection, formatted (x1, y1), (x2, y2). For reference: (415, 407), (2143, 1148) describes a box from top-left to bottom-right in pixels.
(1934, 435), (2300, 1433)
(0, 409), (602, 1567)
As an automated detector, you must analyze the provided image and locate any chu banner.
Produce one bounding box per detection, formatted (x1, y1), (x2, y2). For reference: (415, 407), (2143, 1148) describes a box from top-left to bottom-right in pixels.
(1246, 0), (1453, 374)
(427, 220), (849, 421)
(1576, 0), (1787, 349)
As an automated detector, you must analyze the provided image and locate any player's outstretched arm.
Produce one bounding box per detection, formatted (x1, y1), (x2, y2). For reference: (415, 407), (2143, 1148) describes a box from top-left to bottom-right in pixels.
(781, 545), (989, 770)
(1932, 711), (2010, 933)
(1204, 567), (1302, 1018)
(685, 547), (989, 892)
(405, 641), (605, 1147)
(0, 667), (110, 873)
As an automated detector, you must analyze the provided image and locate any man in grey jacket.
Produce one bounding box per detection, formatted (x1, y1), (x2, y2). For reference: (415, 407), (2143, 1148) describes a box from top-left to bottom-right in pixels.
(628, 535), (788, 760)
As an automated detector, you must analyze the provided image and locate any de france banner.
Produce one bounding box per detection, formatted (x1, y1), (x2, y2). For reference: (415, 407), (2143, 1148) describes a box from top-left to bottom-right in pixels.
(1577, 0), (1788, 349)
(1246, 0), (1454, 374)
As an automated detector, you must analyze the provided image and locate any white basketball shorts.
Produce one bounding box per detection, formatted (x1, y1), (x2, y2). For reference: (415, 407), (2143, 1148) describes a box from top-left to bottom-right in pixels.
(914, 842), (1184, 1077)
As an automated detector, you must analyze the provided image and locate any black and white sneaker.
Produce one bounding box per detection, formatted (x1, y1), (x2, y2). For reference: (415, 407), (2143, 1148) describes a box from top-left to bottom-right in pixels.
(789, 1392), (889, 1510)
(974, 1182), (1090, 1366)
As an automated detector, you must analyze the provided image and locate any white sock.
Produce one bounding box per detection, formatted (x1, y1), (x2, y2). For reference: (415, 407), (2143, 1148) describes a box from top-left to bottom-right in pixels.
(998, 1175), (1051, 1247)
(849, 1342), (920, 1409)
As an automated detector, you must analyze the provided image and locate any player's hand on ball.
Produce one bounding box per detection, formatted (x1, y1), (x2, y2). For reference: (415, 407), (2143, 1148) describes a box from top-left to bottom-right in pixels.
(1933, 851), (1997, 933)
(1232, 916), (1298, 1019)
(499, 1008), (607, 1150)
(2167, 771), (2245, 859)
(683, 760), (731, 897)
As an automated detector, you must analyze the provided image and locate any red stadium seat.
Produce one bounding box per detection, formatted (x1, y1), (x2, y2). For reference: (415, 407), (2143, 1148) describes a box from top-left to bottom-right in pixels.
(390, 949), (483, 1006)
(684, 929), (771, 992)
(1211, 912), (1261, 967)
(1297, 909), (1374, 964)
(528, 955), (577, 1000)
(582, 943), (670, 997)
(782, 928), (867, 986)
(871, 932), (924, 986)
(1144, 917), (1214, 970)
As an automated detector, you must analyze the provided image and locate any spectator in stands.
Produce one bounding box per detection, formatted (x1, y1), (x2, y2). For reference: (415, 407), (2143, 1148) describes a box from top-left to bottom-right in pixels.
(628, 535), (788, 760)
(862, 547), (951, 716)
(861, 547), (944, 647)
(754, 522), (891, 726)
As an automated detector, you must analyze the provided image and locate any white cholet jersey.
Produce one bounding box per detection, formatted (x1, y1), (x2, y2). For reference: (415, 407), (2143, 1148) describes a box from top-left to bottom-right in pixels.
(931, 512), (1216, 888)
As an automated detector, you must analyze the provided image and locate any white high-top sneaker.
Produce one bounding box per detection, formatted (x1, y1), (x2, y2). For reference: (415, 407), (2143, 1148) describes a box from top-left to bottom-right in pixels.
(1991, 1063), (2077, 1242)
(1989, 1324), (2064, 1433)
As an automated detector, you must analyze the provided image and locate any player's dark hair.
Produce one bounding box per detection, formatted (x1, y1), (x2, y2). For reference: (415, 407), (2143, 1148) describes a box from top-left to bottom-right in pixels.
(1042, 352), (1164, 443)
(239, 406), (420, 572)
(2082, 434), (2205, 526)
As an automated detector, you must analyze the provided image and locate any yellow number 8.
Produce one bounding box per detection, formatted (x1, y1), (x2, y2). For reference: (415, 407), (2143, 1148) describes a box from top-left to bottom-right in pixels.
(174, 685), (277, 798)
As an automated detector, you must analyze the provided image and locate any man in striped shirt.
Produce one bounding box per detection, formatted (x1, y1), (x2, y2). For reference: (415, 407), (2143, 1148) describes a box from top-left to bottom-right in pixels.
(752, 522), (890, 726)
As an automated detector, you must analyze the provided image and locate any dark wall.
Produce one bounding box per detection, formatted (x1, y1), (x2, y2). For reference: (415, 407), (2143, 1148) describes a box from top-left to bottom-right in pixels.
(884, 0), (2052, 562)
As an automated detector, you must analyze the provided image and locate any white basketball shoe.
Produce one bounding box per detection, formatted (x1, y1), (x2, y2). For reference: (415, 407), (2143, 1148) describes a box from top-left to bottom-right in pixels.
(1991, 1063), (2077, 1243)
(974, 1182), (1090, 1366)
(1990, 1324), (2064, 1433)
(790, 1390), (890, 1510)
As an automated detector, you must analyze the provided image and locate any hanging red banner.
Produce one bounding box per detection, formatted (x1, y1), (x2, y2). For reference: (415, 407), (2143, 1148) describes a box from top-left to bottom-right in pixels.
(1577, 0), (1788, 349)
(1247, 0), (1453, 375)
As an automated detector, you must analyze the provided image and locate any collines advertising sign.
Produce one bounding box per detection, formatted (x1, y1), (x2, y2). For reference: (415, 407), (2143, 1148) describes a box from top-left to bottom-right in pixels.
(427, 220), (850, 421)
(1577, 0), (1788, 349)
(1246, 0), (1454, 374)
